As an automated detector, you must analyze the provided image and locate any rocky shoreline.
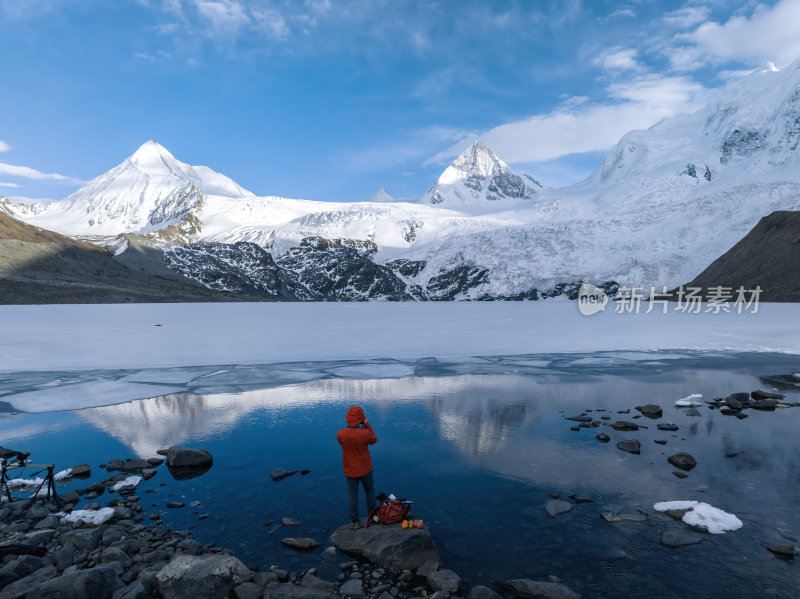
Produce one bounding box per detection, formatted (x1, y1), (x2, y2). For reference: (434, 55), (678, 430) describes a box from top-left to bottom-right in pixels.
(0, 447), (583, 599)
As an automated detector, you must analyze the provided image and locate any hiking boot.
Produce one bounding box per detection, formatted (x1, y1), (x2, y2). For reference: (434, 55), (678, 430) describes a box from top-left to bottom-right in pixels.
(349, 520), (361, 530)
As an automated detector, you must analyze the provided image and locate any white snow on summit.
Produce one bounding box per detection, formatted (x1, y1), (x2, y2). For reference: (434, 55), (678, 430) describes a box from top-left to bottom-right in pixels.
(421, 141), (541, 208)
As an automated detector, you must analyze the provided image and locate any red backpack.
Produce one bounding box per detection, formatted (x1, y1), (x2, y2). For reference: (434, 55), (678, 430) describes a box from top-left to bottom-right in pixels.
(367, 500), (410, 527)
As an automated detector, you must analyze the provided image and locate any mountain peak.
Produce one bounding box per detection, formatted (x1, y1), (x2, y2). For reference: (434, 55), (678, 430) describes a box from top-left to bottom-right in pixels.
(421, 141), (540, 206)
(367, 188), (395, 203)
(450, 141), (507, 179)
(126, 140), (187, 178)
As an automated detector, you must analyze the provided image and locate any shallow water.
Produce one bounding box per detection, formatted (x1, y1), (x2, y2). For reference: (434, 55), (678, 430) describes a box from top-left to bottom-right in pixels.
(1, 351), (799, 598)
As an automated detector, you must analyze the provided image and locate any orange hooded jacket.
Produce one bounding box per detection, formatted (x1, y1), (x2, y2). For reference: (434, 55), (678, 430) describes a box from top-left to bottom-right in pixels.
(337, 406), (377, 478)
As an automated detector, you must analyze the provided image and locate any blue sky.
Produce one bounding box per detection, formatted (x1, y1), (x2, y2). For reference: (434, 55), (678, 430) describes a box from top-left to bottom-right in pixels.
(2, 0), (800, 204)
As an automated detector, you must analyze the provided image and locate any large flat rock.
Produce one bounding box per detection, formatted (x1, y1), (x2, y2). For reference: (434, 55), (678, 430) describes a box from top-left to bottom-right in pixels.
(330, 523), (440, 570)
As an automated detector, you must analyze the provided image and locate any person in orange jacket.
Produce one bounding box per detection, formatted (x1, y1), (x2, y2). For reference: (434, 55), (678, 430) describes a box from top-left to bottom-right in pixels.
(337, 405), (377, 529)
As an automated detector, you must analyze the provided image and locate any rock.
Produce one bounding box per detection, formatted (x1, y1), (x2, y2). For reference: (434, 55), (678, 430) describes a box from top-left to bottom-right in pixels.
(60, 491), (80, 505)
(270, 470), (299, 482)
(654, 439), (668, 445)
(657, 423), (679, 431)
(767, 544), (795, 558)
(501, 578), (582, 599)
(26, 564), (124, 599)
(610, 421), (639, 431)
(301, 573), (338, 593)
(70, 464), (91, 478)
(0, 565), (58, 599)
(616, 439), (641, 454)
(663, 509), (689, 521)
(167, 502), (185, 509)
(564, 415), (592, 423)
(600, 512), (646, 523)
(232, 581), (263, 599)
(330, 522), (440, 570)
(339, 579), (365, 597)
(724, 397), (742, 410)
(147, 458), (164, 466)
(635, 405), (662, 418)
(416, 560), (440, 579)
(268, 583), (338, 599)
(594, 433), (610, 442)
(428, 569), (460, 593)
(467, 585), (503, 599)
(61, 527), (106, 551)
(118, 459), (152, 473)
(545, 500), (573, 519)
(281, 517), (301, 527)
(154, 554), (251, 599)
(141, 469), (157, 481)
(727, 392), (750, 402)
(281, 538), (319, 552)
(0, 570), (20, 591)
(752, 390), (784, 400)
(3, 555), (44, 578)
(111, 580), (153, 599)
(102, 547), (133, 568)
(672, 471), (688, 479)
(752, 399), (778, 410)
(660, 531), (705, 548)
(667, 452), (697, 471)
(164, 447), (213, 480)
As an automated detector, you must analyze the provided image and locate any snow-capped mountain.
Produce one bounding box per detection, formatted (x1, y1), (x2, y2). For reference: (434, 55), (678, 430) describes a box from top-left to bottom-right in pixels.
(4, 60), (800, 301)
(2, 140), (253, 237)
(366, 188), (395, 203)
(420, 141), (541, 207)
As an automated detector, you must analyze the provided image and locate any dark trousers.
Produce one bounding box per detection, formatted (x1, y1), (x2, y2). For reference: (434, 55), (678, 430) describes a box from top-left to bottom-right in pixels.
(346, 470), (375, 522)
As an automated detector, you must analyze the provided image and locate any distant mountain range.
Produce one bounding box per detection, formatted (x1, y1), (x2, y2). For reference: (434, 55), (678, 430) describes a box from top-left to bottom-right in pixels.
(3, 61), (800, 302)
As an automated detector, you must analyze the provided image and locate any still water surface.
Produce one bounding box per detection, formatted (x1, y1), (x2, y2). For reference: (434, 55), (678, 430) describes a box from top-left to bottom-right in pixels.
(1, 351), (799, 598)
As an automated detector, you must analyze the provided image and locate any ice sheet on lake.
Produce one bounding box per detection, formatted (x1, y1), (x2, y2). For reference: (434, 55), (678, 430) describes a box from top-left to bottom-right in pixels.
(2, 303), (799, 375)
(4, 379), (182, 414)
(654, 500), (743, 534)
(326, 363), (415, 379)
(110, 476), (141, 492)
(675, 394), (703, 407)
(59, 507), (115, 525)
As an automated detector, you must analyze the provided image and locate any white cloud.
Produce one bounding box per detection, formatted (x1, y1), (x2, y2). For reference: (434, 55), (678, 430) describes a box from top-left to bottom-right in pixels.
(0, 162), (82, 184)
(153, 22), (180, 34)
(667, 0), (800, 70)
(0, 140), (10, 152)
(426, 74), (707, 165)
(607, 8), (636, 20)
(194, 0), (249, 35)
(0, 181), (20, 188)
(663, 6), (711, 29)
(594, 48), (640, 71)
(253, 9), (289, 41)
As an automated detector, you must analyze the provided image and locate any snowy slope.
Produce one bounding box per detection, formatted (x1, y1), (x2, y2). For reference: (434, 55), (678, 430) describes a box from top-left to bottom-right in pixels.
(4, 61), (800, 298)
